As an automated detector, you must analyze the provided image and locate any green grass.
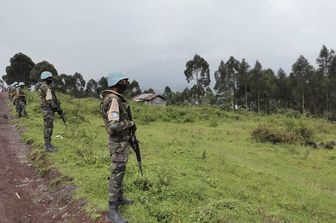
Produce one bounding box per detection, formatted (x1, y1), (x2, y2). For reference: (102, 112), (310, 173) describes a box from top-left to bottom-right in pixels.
(13, 92), (336, 222)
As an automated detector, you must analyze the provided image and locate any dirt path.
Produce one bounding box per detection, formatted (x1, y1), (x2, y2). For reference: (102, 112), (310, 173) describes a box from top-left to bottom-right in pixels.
(0, 92), (108, 223)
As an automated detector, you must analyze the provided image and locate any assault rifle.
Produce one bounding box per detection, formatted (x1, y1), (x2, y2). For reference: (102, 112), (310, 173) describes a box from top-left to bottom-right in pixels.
(126, 106), (143, 176)
(51, 91), (68, 129)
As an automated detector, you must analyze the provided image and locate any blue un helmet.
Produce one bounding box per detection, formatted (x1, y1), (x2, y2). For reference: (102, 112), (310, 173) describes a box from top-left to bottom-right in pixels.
(40, 71), (53, 80)
(19, 82), (25, 87)
(107, 72), (129, 87)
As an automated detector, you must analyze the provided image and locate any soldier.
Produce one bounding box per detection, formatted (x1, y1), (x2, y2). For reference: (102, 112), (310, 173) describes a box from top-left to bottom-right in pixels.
(10, 82), (18, 102)
(14, 82), (27, 117)
(38, 71), (62, 152)
(101, 72), (136, 223)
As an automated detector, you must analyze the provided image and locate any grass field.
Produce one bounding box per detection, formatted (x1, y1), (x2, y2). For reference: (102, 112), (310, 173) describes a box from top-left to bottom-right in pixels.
(13, 91), (336, 222)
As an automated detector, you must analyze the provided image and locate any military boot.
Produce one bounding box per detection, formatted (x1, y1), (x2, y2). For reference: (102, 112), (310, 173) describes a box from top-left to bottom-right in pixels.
(117, 197), (134, 206)
(45, 144), (57, 152)
(108, 202), (128, 223)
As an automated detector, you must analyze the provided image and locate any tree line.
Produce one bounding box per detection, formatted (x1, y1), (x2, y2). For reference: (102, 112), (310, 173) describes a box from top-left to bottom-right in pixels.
(1, 55), (143, 98)
(2, 45), (336, 119)
(164, 45), (336, 120)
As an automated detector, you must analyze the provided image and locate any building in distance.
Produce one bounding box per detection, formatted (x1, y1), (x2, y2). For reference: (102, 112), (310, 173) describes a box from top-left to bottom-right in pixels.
(132, 93), (166, 106)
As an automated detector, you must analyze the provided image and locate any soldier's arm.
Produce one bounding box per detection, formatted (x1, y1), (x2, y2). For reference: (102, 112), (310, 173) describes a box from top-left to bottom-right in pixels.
(107, 98), (134, 134)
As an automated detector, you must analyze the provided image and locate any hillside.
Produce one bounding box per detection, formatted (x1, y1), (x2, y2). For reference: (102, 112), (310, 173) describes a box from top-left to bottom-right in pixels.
(14, 92), (336, 223)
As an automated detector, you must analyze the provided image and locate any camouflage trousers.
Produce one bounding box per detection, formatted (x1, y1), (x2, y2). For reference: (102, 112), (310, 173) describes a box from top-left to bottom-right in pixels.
(16, 100), (27, 117)
(42, 109), (54, 149)
(108, 138), (130, 202)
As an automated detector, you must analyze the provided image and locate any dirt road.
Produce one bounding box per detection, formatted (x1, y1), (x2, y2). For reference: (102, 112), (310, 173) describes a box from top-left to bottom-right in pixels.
(0, 92), (106, 223)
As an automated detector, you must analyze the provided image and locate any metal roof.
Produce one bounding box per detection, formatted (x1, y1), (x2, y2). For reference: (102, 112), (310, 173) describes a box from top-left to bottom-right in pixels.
(132, 93), (166, 102)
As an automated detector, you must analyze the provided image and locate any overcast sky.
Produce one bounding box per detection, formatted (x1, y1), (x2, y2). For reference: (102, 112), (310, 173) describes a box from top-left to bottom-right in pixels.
(1, 0), (336, 91)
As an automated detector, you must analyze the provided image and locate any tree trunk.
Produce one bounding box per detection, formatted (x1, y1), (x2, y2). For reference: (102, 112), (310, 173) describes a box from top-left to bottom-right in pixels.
(233, 88), (236, 112)
(326, 91), (329, 119)
(257, 89), (260, 113)
(244, 84), (248, 110)
(301, 87), (305, 113)
(196, 72), (200, 104)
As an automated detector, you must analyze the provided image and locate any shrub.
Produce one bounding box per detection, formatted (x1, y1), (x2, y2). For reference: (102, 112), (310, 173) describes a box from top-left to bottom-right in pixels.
(252, 127), (299, 144)
(293, 126), (313, 141)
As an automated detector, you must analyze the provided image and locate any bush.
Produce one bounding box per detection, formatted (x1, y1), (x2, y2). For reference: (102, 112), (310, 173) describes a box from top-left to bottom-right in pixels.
(293, 126), (313, 141)
(252, 127), (299, 144)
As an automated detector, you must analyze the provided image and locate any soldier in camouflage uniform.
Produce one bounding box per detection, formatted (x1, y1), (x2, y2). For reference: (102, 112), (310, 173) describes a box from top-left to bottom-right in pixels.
(10, 82), (18, 102)
(101, 72), (136, 223)
(14, 82), (27, 117)
(38, 71), (61, 152)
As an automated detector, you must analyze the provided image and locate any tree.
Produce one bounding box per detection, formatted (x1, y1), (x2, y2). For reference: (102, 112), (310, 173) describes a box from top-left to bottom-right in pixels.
(60, 74), (76, 96)
(237, 58), (250, 109)
(73, 73), (86, 97)
(291, 55), (314, 113)
(85, 79), (98, 97)
(97, 76), (108, 94)
(181, 87), (191, 103)
(143, 88), (155, 94)
(54, 74), (66, 92)
(184, 54), (210, 103)
(29, 60), (58, 83)
(3, 53), (35, 85)
(214, 57), (239, 110)
(261, 68), (277, 112)
(163, 86), (172, 98)
(163, 86), (173, 104)
(328, 54), (336, 119)
(316, 45), (335, 117)
(275, 68), (292, 108)
(306, 70), (325, 115)
(204, 87), (216, 105)
(57, 73), (85, 97)
(214, 60), (226, 106)
(126, 80), (142, 97)
(249, 61), (263, 113)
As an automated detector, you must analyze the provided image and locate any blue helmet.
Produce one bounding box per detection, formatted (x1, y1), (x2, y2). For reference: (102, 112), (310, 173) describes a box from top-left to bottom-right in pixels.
(41, 71), (53, 80)
(19, 82), (25, 86)
(107, 72), (128, 87)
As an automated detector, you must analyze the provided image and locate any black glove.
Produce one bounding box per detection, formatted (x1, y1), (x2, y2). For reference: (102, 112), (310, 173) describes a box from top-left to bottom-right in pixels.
(131, 122), (137, 132)
(124, 121), (135, 130)
(57, 108), (63, 115)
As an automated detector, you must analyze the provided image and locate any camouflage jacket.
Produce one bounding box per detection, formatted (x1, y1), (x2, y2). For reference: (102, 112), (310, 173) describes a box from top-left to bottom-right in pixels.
(101, 90), (133, 140)
(38, 81), (58, 111)
(14, 88), (26, 103)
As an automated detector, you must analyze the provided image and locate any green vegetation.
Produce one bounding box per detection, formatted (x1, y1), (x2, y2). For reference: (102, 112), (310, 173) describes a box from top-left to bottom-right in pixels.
(14, 92), (336, 222)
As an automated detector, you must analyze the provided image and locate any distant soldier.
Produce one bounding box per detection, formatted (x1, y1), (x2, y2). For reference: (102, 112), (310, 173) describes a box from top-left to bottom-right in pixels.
(10, 82), (18, 102)
(101, 72), (136, 223)
(38, 71), (62, 152)
(7, 85), (12, 99)
(14, 82), (27, 117)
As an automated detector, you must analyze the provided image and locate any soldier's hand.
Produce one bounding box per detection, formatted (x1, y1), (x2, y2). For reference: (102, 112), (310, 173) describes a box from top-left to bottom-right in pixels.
(132, 123), (137, 132)
(125, 121), (135, 130)
(57, 108), (63, 115)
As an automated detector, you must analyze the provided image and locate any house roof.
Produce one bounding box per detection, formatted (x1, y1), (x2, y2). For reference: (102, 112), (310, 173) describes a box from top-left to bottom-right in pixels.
(132, 93), (166, 102)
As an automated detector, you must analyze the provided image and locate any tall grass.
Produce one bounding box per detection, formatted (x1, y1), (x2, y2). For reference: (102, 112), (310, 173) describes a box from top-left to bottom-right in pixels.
(14, 92), (336, 222)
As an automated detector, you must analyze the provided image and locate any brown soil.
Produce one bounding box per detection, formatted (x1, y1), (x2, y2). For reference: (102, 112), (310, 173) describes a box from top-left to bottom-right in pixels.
(0, 93), (109, 223)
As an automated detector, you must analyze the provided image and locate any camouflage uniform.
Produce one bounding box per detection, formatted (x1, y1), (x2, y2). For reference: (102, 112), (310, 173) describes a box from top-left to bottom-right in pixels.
(14, 87), (27, 117)
(39, 81), (58, 150)
(101, 90), (133, 202)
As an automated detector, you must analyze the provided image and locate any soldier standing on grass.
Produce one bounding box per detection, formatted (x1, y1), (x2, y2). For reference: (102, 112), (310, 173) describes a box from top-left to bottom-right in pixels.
(38, 71), (62, 152)
(101, 72), (136, 223)
(14, 82), (27, 117)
